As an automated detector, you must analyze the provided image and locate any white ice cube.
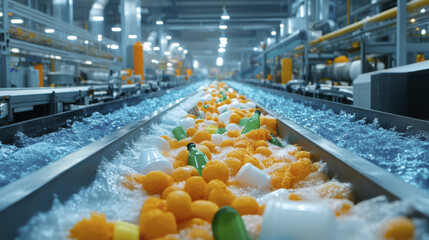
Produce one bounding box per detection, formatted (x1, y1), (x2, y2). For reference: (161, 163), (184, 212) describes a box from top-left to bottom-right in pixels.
(139, 148), (174, 175)
(147, 137), (171, 152)
(179, 117), (195, 130)
(217, 105), (229, 114)
(235, 163), (271, 188)
(257, 189), (290, 205)
(218, 111), (231, 123)
(245, 102), (256, 109)
(225, 123), (240, 131)
(211, 134), (223, 146)
(260, 201), (337, 240)
(230, 102), (242, 109)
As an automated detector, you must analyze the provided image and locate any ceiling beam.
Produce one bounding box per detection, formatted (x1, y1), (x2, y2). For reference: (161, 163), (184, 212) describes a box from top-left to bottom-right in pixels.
(141, 24), (277, 31)
(140, 0), (282, 7)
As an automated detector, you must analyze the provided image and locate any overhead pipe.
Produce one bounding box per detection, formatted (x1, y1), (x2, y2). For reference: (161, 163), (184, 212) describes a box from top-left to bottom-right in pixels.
(89, 0), (109, 36)
(294, 0), (429, 51)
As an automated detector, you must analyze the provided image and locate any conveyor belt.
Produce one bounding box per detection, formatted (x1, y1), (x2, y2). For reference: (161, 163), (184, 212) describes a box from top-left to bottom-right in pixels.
(0, 88), (428, 239)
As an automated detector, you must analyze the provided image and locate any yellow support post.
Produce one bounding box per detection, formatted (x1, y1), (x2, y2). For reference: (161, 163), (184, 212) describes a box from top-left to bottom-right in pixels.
(281, 58), (292, 84)
(133, 41), (145, 83)
(347, 0), (350, 25)
(34, 64), (44, 87)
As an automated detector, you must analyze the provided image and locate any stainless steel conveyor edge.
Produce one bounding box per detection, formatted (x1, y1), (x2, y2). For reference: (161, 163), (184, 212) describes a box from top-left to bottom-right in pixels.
(227, 80), (429, 133)
(0, 82), (194, 145)
(0, 93), (194, 240)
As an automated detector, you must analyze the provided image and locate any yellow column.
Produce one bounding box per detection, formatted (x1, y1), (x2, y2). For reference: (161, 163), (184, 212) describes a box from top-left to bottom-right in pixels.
(133, 41), (145, 83)
(34, 64), (44, 87)
(281, 58), (292, 84)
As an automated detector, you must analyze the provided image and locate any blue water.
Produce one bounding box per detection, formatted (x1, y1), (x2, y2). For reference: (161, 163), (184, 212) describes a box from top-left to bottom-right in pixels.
(227, 81), (429, 191)
(0, 81), (207, 187)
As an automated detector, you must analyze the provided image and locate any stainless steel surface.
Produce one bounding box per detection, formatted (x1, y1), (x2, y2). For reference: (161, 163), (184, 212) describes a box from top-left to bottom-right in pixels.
(47, 72), (75, 86)
(0, 102), (8, 119)
(0, 95), (189, 240)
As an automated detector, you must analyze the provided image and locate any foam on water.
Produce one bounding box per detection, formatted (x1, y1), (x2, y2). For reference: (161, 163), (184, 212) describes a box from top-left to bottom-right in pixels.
(0, 81), (207, 187)
(226, 81), (429, 191)
(17, 87), (206, 240)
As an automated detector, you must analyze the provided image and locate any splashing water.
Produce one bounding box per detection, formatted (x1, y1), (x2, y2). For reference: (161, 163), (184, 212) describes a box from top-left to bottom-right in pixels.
(0, 81), (208, 187)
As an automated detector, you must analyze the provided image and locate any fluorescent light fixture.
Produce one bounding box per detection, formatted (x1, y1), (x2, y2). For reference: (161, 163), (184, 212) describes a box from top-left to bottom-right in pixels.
(67, 35), (77, 40)
(178, 47), (183, 51)
(271, 31), (277, 36)
(111, 27), (121, 32)
(219, 24), (228, 30)
(11, 48), (20, 53)
(164, 51), (171, 56)
(97, 34), (102, 41)
(92, 16), (104, 21)
(422, 29), (427, 35)
(193, 60), (199, 68)
(50, 55), (56, 59)
(167, 63), (173, 67)
(144, 42), (152, 46)
(153, 46), (160, 51)
(183, 49), (188, 54)
(218, 48), (225, 53)
(11, 19), (24, 24)
(216, 57), (223, 67)
(221, 15), (230, 20)
(0, 12), (3, 17)
(253, 47), (258, 51)
(45, 28), (55, 33)
(111, 44), (119, 49)
(219, 43), (226, 48)
(55, 56), (62, 60)
(156, 20), (164, 25)
(151, 59), (159, 64)
(107, 45), (111, 48)
(172, 42), (180, 47)
(84, 40), (89, 44)
(166, 35), (172, 40)
(421, 8), (426, 13)
(410, 18), (416, 23)
(128, 34), (137, 39)
(280, 23), (284, 28)
(85, 61), (93, 65)
(219, 37), (227, 41)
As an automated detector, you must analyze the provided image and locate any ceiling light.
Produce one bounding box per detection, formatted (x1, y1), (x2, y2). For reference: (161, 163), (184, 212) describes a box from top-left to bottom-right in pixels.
(410, 18), (416, 23)
(0, 12), (3, 17)
(11, 48), (20, 53)
(156, 20), (164, 25)
(253, 47), (258, 51)
(172, 42), (180, 47)
(151, 59), (159, 64)
(164, 51), (171, 56)
(67, 35), (77, 40)
(45, 28), (55, 33)
(216, 57), (223, 67)
(280, 23), (284, 28)
(166, 35), (172, 40)
(111, 27), (121, 32)
(55, 56), (62, 60)
(144, 42), (152, 46)
(422, 29), (427, 35)
(107, 45), (111, 48)
(11, 19), (24, 24)
(128, 34), (137, 39)
(84, 40), (89, 44)
(219, 24), (228, 30)
(183, 50), (188, 54)
(153, 46), (160, 51)
(85, 61), (93, 65)
(92, 16), (104, 21)
(219, 37), (227, 42)
(193, 60), (199, 68)
(178, 47), (183, 51)
(97, 34), (102, 41)
(167, 63), (173, 67)
(218, 48), (225, 53)
(111, 44), (119, 49)
(271, 31), (277, 36)
(221, 15), (230, 20)
(219, 43), (226, 48)
(421, 8), (426, 13)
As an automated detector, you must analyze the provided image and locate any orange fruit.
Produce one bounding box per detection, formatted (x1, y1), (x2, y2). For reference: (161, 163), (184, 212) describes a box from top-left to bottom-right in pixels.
(191, 200), (219, 222)
(184, 176), (207, 201)
(142, 171), (173, 195)
(166, 190), (193, 221)
(202, 161), (229, 184)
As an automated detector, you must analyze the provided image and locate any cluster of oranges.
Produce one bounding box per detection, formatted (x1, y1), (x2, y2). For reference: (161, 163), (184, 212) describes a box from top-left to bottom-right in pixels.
(69, 82), (415, 240)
